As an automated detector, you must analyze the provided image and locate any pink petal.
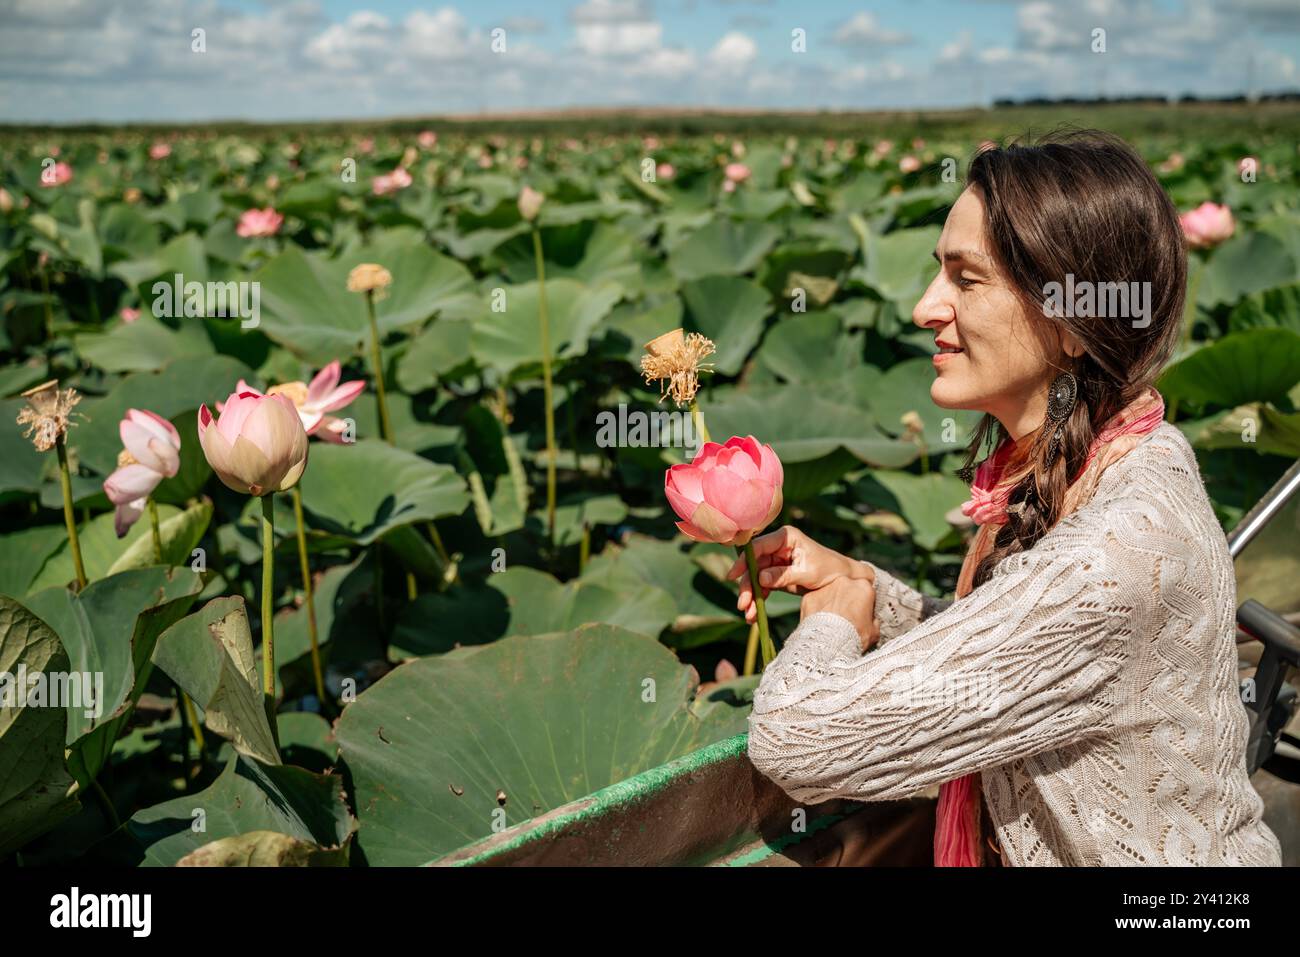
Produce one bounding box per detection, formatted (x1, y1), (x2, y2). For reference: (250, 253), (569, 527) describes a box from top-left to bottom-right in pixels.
(720, 444), (758, 481)
(666, 463), (704, 502)
(687, 500), (741, 543)
(757, 442), (783, 487)
(215, 391), (259, 444)
(104, 463), (162, 504)
(235, 378), (264, 397)
(114, 499), (146, 538)
(690, 441), (724, 468)
(316, 416), (350, 443)
(701, 467), (774, 532)
(313, 378), (365, 414)
(126, 408), (180, 448)
(121, 418), (169, 473)
(306, 361), (341, 406)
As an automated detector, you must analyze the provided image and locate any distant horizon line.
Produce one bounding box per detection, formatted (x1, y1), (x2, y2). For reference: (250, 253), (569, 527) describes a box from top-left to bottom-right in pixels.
(4, 90), (1299, 130)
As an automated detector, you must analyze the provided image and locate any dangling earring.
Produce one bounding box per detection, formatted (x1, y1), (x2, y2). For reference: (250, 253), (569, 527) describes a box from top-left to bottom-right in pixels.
(1044, 370), (1078, 460)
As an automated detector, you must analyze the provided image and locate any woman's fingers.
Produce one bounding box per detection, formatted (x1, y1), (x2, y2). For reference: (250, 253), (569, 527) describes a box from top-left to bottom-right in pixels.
(726, 526), (796, 580)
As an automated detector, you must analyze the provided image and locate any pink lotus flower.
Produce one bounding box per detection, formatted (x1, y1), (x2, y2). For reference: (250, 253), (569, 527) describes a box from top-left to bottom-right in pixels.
(372, 167), (413, 196)
(357, 137), (375, 154)
(198, 391), (309, 496)
(1238, 156), (1258, 177)
(872, 140), (894, 158)
(724, 162), (751, 184)
(103, 409), (181, 538)
(231, 361), (365, 443)
(0, 188), (13, 214)
(236, 207), (284, 238)
(665, 435), (783, 546)
(40, 162), (72, 187)
(418, 130), (438, 149)
(656, 162), (675, 181)
(120, 307), (141, 324)
(1180, 201), (1235, 250)
(477, 153), (494, 169)
(149, 141), (171, 160)
(899, 155), (922, 174)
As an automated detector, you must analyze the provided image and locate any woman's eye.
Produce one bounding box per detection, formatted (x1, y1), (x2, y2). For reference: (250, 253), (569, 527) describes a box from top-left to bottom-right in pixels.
(955, 275), (977, 289)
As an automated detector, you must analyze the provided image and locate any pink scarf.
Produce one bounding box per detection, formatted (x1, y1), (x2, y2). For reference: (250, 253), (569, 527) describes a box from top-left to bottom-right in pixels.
(935, 385), (1166, 866)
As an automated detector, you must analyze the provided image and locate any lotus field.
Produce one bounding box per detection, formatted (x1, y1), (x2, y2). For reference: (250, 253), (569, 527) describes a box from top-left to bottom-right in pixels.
(1, 111), (1299, 866)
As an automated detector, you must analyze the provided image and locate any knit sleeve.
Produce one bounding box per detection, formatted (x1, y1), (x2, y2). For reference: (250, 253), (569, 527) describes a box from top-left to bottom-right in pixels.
(868, 562), (954, 646)
(746, 517), (1136, 805)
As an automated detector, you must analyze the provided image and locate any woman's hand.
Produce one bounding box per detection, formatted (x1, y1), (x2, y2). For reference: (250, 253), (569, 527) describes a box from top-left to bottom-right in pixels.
(725, 525), (873, 625)
(800, 576), (881, 651)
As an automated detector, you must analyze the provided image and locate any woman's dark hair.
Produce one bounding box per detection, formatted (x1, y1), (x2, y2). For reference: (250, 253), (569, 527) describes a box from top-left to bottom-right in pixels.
(959, 129), (1186, 587)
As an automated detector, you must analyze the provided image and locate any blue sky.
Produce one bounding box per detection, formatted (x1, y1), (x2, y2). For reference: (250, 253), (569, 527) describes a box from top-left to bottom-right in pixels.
(1, 0), (1296, 122)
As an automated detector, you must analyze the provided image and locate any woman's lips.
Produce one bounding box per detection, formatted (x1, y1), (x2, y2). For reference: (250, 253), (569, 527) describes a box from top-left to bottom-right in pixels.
(932, 348), (963, 366)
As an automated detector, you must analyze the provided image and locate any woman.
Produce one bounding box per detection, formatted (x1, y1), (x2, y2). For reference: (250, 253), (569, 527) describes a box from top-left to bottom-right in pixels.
(734, 130), (1283, 867)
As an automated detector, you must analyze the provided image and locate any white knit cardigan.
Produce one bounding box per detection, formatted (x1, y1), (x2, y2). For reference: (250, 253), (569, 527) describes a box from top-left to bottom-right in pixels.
(747, 422), (1283, 866)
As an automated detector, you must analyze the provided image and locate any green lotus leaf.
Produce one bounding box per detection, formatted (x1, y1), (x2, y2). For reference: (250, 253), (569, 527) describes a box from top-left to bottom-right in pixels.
(1199, 232), (1297, 307)
(23, 566), (202, 787)
(470, 277), (622, 376)
(0, 596), (79, 858)
(126, 753), (354, 867)
(680, 275), (772, 376)
(151, 596), (279, 765)
(389, 564), (675, 659)
(255, 229), (480, 365)
(668, 217), (781, 281)
(297, 439), (469, 545)
(1158, 328), (1300, 408)
(336, 623), (755, 864)
(75, 314), (214, 374)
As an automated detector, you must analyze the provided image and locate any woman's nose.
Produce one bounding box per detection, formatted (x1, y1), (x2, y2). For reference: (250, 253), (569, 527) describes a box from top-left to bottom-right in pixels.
(912, 276), (953, 330)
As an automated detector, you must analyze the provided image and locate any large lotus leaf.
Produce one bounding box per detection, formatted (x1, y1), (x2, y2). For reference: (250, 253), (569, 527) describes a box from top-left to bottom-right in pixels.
(297, 440), (469, 545)
(580, 533), (742, 631)
(698, 386), (919, 468)
(74, 355), (253, 476)
(255, 230), (480, 364)
(0, 397), (48, 498)
(28, 501), (212, 594)
(152, 596), (279, 765)
(679, 276), (772, 376)
(855, 225), (941, 313)
(1193, 402), (1300, 459)
(75, 314), (214, 374)
(667, 217), (780, 282)
(126, 753), (354, 867)
(335, 623), (756, 864)
(1199, 232), (1297, 307)
(23, 566), (202, 787)
(493, 221), (642, 294)
(342, 389), (461, 454)
(1228, 284), (1300, 335)
(178, 829), (350, 867)
(0, 596), (79, 858)
(97, 203), (160, 260)
(596, 295), (684, 365)
(108, 232), (209, 290)
(755, 311), (862, 383)
(1158, 328), (1300, 408)
(857, 470), (972, 550)
(543, 493), (630, 548)
(0, 525), (67, 598)
(470, 278), (622, 376)
(869, 358), (984, 450)
(389, 564), (675, 659)
(758, 245), (851, 306)
(395, 318), (475, 392)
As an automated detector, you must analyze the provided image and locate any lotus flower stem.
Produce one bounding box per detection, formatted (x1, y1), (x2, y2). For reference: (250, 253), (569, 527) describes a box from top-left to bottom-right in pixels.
(90, 778), (120, 830)
(579, 521), (590, 573)
(690, 401), (712, 446)
(290, 486), (326, 703)
(363, 291), (393, 444)
(741, 541), (775, 667)
(147, 496), (163, 564)
(532, 226), (557, 542)
(55, 436), (87, 590)
(260, 492), (279, 744)
(743, 622), (759, 676)
(181, 690), (205, 755)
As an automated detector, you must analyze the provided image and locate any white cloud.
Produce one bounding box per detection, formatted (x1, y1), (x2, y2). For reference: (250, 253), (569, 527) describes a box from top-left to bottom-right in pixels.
(709, 31), (758, 68)
(831, 12), (911, 48)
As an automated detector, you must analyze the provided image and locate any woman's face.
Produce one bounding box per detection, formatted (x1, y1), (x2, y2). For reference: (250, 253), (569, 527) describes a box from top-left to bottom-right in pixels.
(912, 185), (1082, 442)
